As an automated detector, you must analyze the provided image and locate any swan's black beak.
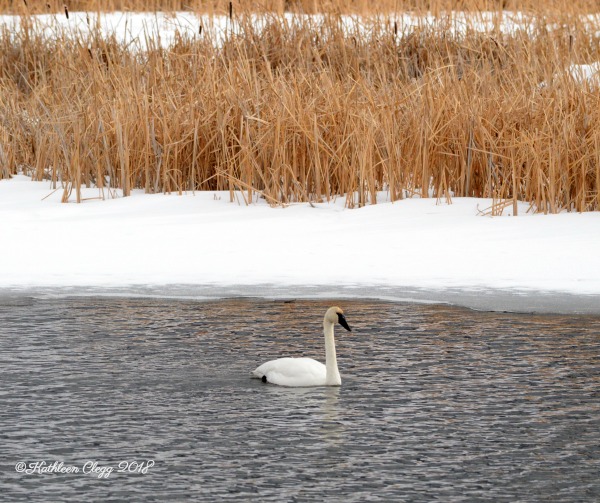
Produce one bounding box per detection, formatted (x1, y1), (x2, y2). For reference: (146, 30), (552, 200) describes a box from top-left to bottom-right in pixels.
(337, 313), (352, 332)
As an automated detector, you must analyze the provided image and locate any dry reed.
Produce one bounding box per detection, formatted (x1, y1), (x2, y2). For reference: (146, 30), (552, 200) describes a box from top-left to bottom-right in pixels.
(3, 1), (600, 15)
(1, 5), (600, 212)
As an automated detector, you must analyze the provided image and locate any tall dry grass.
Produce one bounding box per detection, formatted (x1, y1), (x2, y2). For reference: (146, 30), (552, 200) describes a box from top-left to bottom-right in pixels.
(2, 1), (600, 15)
(0, 8), (599, 212)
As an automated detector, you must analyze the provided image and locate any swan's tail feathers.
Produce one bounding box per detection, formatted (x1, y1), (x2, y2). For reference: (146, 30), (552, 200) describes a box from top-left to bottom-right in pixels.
(251, 369), (268, 383)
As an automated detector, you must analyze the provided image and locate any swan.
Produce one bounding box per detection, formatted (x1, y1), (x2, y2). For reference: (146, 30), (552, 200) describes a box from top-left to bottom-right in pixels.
(252, 306), (352, 387)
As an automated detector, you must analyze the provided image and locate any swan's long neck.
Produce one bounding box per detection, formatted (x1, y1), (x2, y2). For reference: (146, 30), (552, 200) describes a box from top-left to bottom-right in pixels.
(324, 320), (341, 386)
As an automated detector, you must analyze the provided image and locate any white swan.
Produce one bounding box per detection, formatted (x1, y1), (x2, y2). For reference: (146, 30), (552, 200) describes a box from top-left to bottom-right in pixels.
(252, 306), (352, 387)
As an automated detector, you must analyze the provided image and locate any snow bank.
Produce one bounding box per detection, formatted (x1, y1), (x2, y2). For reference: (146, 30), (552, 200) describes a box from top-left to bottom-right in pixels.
(2, 11), (600, 49)
(569, 62), (600, 85)
(1, 175), (599, 308)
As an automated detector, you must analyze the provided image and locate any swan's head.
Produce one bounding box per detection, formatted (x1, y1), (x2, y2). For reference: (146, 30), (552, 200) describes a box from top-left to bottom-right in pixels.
(325, 306), (352, 332)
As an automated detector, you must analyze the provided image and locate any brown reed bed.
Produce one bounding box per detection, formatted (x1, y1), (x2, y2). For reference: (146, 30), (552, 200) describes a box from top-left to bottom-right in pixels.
(0, 8), (599, 212)
(3, 1), (600, 15)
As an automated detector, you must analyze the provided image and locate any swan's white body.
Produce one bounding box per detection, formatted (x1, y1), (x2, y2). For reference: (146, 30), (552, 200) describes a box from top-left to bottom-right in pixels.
(252, 306), (350, 387)
(252, 357), (332, 387)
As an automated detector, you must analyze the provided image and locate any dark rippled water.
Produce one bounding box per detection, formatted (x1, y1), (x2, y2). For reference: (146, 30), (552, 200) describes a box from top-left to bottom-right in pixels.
(1, 297), (599, 502)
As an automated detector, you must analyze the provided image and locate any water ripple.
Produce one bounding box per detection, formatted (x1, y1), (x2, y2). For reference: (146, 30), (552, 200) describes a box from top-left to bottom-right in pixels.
(1, 298), (599, 501)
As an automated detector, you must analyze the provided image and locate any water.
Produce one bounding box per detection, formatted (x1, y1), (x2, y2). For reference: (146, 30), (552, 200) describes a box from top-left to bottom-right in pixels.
(1, 297), (599, 502)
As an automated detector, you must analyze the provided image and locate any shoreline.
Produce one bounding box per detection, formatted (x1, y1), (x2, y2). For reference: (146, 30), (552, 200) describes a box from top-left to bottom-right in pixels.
(3, 284), (600, 315)
(2, 175), (600, 313)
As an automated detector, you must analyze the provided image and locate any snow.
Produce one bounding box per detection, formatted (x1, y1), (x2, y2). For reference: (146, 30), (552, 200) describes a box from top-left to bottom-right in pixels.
(2, 11), (600, 49)
(1, 175), (599, 311)
(569, 62), (600, 86)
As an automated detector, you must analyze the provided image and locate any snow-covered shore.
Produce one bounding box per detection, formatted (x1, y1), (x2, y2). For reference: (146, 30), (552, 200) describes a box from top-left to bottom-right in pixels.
(1, 175), (599, 313)
(2, 10), (600, 42)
